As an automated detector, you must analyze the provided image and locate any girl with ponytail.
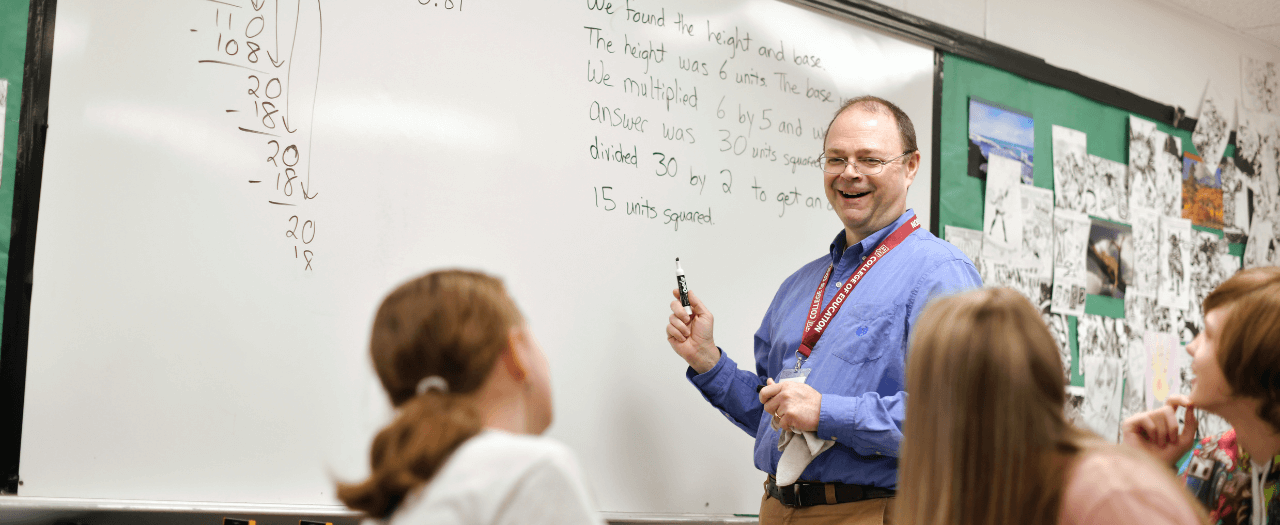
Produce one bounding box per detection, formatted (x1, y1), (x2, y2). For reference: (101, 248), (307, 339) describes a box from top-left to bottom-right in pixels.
(337, 270), (602, 525)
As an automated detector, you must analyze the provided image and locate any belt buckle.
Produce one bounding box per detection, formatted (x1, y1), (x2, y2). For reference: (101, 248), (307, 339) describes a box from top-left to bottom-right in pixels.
(790, 483), (804, 507)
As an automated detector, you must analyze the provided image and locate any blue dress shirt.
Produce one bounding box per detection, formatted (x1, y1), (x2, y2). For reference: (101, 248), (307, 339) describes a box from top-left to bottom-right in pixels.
(687, 209), (982, 489)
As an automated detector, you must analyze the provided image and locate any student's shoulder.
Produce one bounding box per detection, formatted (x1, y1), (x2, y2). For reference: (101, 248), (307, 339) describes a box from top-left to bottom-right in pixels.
(458, 430), (581, 477)
(1061, 446), (1202, 525)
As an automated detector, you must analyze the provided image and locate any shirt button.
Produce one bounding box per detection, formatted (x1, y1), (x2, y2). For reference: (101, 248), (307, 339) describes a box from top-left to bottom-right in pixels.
(834, 281), (842, 287)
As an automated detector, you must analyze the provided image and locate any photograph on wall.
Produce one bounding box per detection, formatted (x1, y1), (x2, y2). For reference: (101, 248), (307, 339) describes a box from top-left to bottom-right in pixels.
(1085, 218), (1131, 300)
(1157, 132), (1184, 218)
(1180, 152), (1224, 230)
(1064, 386), (1087, 427)
(1088, 155), (1129, 223)
(1192, 86), (1232, 165)
(968, 98), (1035, 184)
(1051, 208), (1090, 317)
(944, 225), (984, 270)
(1129, 117), (1161, 212)
(1021, 185), (1055, 277)
(1242, 55), (1279, 115)
(1053, 125), (1089, 212)
(1157, 216), (1193, 311)
(981, 154), (1025, 262)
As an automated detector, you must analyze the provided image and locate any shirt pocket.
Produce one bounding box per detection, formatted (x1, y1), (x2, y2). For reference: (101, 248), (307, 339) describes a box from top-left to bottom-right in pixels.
(830, 303), (898, 366)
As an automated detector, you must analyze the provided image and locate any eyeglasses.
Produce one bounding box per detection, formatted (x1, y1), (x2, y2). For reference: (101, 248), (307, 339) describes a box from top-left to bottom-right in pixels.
(818, 150), (916, 175)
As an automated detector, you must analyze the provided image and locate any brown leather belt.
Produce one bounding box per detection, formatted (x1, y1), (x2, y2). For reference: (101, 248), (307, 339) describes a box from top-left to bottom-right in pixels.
(765, 475), (895, 508)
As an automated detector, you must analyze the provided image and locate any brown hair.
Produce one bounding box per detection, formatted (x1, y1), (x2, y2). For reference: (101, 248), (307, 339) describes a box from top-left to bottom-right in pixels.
(897, 287), (1088, 525)
(336, 270), (524, 518)
(825, 95), (918, 154)
(1202, 266), (1280, 430)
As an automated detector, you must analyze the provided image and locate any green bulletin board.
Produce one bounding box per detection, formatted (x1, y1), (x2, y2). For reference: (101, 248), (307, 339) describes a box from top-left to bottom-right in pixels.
(0, 1), (31, 358)
(938, 53), (1241, 387)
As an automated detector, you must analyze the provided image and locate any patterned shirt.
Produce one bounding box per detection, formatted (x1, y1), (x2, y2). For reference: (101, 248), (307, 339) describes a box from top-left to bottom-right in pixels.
(1178, 429), (1280, 524)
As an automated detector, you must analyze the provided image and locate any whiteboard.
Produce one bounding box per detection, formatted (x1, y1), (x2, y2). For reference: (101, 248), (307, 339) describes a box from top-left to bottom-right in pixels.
(22, 0), (933, 514)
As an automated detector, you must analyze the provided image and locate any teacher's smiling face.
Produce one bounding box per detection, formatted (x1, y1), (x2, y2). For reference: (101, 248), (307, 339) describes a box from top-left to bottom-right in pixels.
(823, 104), (919, 246)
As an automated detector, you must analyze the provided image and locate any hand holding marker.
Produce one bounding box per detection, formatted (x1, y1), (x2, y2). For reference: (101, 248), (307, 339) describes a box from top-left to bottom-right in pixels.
(675, 258), (692, 316)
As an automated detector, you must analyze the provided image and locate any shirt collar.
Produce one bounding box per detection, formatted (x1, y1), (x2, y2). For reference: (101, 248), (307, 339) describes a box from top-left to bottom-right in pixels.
(828, 209), (917, 266)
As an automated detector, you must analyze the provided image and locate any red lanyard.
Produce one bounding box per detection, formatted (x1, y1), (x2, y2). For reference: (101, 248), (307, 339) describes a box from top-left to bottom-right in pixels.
(798, 215), (920, 358)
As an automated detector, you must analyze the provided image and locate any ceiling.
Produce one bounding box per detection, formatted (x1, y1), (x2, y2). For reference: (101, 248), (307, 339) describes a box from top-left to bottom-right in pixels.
(1150, 0), (1280, 53)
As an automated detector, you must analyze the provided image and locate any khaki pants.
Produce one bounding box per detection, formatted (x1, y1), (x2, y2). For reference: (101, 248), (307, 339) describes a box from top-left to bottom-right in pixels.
(759, 492), (894, 525)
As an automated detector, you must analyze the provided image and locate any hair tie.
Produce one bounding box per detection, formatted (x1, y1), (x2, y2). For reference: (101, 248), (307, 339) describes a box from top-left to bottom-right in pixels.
(416, 375), (450, 395)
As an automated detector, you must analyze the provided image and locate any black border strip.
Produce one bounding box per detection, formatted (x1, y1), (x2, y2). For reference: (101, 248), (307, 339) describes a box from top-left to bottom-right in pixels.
(0, 0), (56, 494)
(930, 50), (943, 235)
(796, 0), (1197, 132)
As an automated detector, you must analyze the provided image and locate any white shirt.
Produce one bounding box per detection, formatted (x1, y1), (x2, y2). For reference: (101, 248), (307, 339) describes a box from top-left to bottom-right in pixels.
(376, 430), (604, 525)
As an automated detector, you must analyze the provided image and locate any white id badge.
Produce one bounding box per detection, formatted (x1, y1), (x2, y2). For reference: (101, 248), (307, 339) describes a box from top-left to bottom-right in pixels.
(777, 368), (810, 384)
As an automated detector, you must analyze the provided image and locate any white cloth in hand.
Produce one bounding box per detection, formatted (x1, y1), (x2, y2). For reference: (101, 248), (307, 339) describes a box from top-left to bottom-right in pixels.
(771, 417), (834, 486)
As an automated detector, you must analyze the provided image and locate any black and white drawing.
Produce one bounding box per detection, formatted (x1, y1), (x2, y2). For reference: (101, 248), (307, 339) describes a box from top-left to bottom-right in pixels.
(1048, 313), (1072, 383)
(1157, 216), (1192, 311)
(1051, 209), (1090, 317)
(1157, 133), (1184, 218)
(1077, 314), (1125, 364)
(1221, 159), (1249, 243)
(1053, 125), (1089, 213)
(1242, 55), (1280, 115)
(1121, 337), (1147, 424)
(1129, 207), (1161, 296)
(944, 225), (984, 270)
(1021, 185), (1055, 277)
(1192, 87), (1231, 166)
(1244, 218), (1279, 269)
(1082, 354), (1124, 443)
(982, 154), (1025, 262)
(1185, 231), (1233, 338)
(1128, 117), (1161, 213)
(1088, 155), (1130, 223)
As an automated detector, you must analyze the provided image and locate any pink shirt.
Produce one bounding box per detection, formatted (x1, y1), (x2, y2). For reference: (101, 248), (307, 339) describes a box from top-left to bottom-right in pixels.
(1058, 448), (1204, 525)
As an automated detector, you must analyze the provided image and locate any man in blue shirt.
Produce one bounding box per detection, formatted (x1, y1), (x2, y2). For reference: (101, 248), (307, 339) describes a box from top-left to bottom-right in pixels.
(665, 96), (981, 524)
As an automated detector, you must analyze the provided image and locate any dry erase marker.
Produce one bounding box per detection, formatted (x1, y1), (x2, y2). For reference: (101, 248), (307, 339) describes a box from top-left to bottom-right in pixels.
(675, 258), (692, 315)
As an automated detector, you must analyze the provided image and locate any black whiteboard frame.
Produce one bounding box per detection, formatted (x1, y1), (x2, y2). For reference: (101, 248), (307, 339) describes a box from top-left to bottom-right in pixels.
(0, 0), (1197, 494)
(1, 0), (55, 494)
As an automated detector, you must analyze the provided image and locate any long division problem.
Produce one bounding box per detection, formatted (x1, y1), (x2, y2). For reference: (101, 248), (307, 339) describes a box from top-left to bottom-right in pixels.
(196, 0), (324, 271)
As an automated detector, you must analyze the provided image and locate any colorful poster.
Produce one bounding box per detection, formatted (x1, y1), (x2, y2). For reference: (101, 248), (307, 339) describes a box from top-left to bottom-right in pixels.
(1181, 153), (1224, 230)
(968, 98), (1035, 184)
(1144, 331), (1181, 411)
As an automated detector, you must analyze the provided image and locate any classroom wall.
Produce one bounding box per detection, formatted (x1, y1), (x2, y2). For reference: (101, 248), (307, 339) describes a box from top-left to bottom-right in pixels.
(881, 0), (1280, 118)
